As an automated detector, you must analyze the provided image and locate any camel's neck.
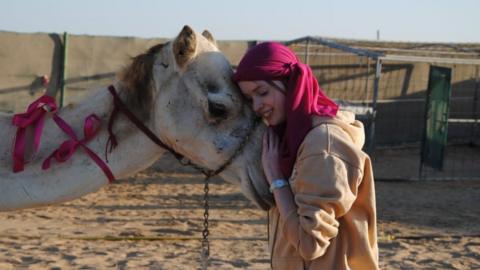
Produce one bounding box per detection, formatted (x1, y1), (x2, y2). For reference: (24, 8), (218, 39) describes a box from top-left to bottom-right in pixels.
(0, 84), (166, 211)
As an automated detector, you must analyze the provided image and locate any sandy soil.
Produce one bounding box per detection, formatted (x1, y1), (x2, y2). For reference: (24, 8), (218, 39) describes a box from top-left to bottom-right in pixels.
(0, 161), (479, 269)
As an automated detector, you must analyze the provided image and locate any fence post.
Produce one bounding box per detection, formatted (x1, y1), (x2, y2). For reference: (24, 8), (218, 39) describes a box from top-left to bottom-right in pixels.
(60, 32), (68, 107)
(365, 57), (371, 102)
(367, 58), (382, 155)
(472, 66), (479, 144)
(304, 37), (310, 65)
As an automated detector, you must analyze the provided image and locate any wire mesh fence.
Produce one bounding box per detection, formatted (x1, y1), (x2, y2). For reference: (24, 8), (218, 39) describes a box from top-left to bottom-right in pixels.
(1, 32), (479, 180)
(285, 38), (480, 180)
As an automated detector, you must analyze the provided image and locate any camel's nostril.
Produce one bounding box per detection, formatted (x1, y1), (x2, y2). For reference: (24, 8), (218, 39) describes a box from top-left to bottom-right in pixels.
(208, 100), (228, 119)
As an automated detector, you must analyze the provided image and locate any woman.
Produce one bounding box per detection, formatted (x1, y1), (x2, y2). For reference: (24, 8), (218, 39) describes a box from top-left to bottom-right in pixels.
(233, 42), (379, 270)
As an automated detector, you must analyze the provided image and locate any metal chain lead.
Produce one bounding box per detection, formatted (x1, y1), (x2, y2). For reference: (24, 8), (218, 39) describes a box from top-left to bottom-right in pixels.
(161, 115), (258, 270)
(201, 175), (210, 270)
(198, 117), (260, 270)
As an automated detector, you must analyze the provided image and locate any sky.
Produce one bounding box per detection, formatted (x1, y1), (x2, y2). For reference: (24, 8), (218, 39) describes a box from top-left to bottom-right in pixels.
(0, 0), (479, 43)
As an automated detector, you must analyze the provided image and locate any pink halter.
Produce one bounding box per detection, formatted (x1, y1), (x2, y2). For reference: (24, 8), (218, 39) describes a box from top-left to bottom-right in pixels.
(11, 95), (115, 183)
(11, 95), (57, 172)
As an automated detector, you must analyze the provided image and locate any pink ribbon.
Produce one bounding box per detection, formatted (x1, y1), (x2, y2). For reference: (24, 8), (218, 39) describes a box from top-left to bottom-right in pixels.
(12, 95), (58, 172)
(42, 114), (115, 183)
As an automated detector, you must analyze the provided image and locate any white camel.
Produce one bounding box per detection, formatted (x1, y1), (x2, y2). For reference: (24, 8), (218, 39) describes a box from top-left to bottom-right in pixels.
(0, 26), (272, 211)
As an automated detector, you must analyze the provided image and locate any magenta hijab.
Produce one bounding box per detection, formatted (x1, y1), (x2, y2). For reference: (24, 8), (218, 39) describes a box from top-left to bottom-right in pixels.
(233, 42), (338, 178)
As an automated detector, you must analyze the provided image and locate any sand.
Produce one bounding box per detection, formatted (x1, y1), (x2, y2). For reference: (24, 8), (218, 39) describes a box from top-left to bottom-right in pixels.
(0, 163), (479, 269)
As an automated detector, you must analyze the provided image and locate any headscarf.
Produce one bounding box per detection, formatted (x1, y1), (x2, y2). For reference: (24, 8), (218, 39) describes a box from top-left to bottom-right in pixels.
(233, 42), (338, 177)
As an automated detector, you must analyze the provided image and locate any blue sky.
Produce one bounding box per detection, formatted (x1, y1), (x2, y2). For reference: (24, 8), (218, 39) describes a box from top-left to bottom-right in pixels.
(1, 0), (479, 43)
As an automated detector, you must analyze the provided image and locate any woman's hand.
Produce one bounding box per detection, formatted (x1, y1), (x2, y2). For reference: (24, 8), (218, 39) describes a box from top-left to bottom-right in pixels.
(262, 128), (284, 184)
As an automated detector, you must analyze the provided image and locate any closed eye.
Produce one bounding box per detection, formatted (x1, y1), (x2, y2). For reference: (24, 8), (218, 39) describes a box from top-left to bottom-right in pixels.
(204, 81), (219, 93)
(155, 62), (169, 68)
(259, 90), (268, 96)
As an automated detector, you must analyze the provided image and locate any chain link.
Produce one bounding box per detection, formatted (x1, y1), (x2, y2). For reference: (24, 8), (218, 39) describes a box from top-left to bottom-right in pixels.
(201, 175), (210, 270)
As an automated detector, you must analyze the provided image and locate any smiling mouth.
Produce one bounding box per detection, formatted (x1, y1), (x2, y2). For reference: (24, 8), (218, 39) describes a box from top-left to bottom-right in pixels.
(262, 110), (272, 119)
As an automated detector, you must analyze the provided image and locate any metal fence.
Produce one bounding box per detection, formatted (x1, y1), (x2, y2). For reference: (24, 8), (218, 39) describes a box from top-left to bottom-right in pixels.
(284, 37), (480, 180)
(284, 37), (382, 153)
(1, 32), (479, 180)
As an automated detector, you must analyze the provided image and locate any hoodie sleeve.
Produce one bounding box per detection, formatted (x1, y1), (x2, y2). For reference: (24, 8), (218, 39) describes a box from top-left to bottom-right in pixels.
(281, 127), (364, 261)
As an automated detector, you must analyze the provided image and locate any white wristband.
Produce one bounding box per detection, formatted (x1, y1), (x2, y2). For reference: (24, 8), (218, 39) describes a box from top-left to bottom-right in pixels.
(269, 179), (289, 193)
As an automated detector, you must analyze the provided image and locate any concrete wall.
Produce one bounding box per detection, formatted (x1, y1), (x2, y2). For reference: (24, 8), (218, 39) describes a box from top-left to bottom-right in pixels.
(0, 31), (250, 113)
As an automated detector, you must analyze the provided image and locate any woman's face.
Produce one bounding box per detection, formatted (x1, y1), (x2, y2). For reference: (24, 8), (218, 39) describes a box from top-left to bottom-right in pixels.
(238, 80), (286, 126)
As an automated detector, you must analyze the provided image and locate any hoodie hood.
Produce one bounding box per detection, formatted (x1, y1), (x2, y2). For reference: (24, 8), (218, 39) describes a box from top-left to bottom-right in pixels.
(312, 110), (366, 149)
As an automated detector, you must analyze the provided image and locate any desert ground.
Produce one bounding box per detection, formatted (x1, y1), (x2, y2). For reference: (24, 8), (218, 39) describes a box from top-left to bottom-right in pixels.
(0, 154), (479, 270)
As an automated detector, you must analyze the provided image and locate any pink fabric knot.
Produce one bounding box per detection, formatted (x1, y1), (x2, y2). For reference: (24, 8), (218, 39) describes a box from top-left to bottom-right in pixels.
(49, 140), (79, 163)
(42, 114), (115, 183)
(11, 95), (58, 172)
(283, 62), (297, 72)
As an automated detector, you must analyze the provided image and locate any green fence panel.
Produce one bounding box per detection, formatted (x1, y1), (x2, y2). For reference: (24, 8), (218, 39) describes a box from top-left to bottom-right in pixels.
(421, 66), (452, 170)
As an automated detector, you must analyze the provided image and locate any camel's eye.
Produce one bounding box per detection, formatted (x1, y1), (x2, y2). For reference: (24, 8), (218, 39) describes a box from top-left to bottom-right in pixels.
(208, 100), (228, 119)
(204, 81), (219, 93)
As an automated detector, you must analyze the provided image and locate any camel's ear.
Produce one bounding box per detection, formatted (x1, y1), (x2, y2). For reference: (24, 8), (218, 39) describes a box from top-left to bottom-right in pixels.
(202, 30), (217, 47)
(173, 25), (197, 68)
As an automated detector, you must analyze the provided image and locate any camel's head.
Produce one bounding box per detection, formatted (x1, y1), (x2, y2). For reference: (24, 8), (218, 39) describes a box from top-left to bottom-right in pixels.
(119, 26), (273, 210)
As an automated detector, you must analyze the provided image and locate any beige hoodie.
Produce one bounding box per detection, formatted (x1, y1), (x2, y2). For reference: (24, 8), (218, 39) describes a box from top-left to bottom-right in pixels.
(268, 111), (379, 270)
